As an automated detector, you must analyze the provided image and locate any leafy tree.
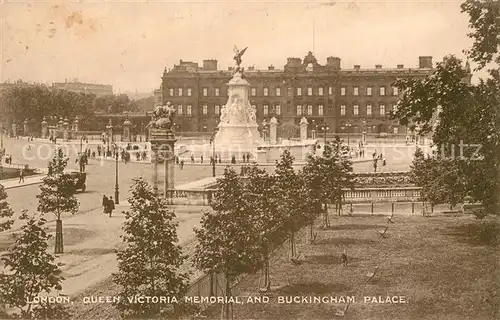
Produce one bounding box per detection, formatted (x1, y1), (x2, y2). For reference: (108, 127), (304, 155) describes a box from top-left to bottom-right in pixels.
(411, 148), (468, 207)
(461, 0), (500, 70)
(37, 148), (79, 253)
(302, 137), (353, 227)
(0, 84), (95, 132)
(0, 184), (14, 232)
(112, 178), (190, 319)
(0, 210), (69, 319)
(194, 167), (262, 319)
(393, 55), (499, 215)
(272, 150), (308, 253)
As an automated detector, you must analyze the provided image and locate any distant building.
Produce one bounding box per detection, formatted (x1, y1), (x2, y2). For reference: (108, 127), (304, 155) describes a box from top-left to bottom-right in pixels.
(153, 87), (163, 107)
(161, 53), (435, 134)
(52, 81), (113, 97)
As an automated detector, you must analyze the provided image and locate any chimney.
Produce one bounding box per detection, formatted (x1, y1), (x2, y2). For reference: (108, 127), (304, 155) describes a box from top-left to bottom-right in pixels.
(375, 64), (382, 69)
(419, 56), (433, 68)
(397, 64), (404, 69)
(228, 66), (234, 71)
(326, 57), (341, 69)
(248, 66), (255, 71)
(353, 65), (360, 70)
(203, 59), (218, 71)
(268, 65), (275, 70)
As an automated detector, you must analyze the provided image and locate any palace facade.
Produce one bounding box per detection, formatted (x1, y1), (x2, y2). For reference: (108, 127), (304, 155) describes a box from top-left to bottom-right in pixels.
(161, 52), (434, 136)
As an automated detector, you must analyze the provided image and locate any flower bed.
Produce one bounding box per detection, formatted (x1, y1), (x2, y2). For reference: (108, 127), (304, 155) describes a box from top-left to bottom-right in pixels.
(352, 171), (414, 187)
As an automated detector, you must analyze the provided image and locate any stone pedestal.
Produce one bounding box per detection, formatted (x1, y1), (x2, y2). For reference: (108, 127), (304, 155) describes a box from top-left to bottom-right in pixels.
(11, 124), (17, 137)
(73, 118), (80, 132)
(150, 129), (177, 202)
(122, 119), (132, 142)
(41, 118), (48, 138)
(300, 117), (308, 141)
(269, 117), (278, 145)
(213, 71), (263, 160)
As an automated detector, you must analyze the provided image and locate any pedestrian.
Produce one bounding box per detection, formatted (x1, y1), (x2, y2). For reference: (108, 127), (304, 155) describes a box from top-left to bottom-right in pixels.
(373, 158), (378, 173)
(102, 195), (108, 214)
(341, 249), (348, 267)
(231, 155), (236, 164)
(18, 168), (24, 183)
(242, 154), (246, 163)
(108, 197), (115, 217)
(383, 157), (386, 166)
(191, 154), (195, 163)
(200, 155), (204, 164)
(218, 155), (221, 163)
(180, 159), (184, 170)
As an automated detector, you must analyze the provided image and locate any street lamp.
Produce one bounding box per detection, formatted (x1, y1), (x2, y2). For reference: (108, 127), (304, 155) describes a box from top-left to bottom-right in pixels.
(111, 142), (119, 205)
(346, 122), (352, 146)
(319, 120), (330, 148)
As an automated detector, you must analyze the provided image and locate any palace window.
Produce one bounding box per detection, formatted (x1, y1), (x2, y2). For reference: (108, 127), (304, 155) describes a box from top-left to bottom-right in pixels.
(318, 105), (324, 116)
(318, 87), (324, 96)
(341, 87), (346, 96)
(178, 88), (183, 96)
(353, 105), (359, 116)
(328, 87), (333, 95)
(202, 105), (208, 115)
(251, 88), (256, 96)
(366, 87), (372, 96)
(392, 86), (399, 96)
(367, 105), (372, 115)
(354, 87), (359, 96)
(379, 86), (386, 96)
(169, 88), (174, 96)
(187, 105), (192, 115)
(393, 127), (399, 134)
(307, 105), (313, 115)
(307, 87), (313, 96)
(275, 105), (281, 115)
(263, 105), (269, 116)
(380, 105), (385, 116)
(178, 105), (183, 115)
(297, 87), (302, 96)
(263, 88), (269, 96)
(340, 105), (346, 116)
(276, 87), (281, 96)
(215, 105), (220, 115)
(202, 88), (208, 96)
(215, 88), (220, 96)
(296, 105), (303, 116)
(187, 88), (192, 96)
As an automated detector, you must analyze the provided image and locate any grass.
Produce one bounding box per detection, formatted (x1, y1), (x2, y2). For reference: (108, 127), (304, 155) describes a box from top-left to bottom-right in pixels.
(198, 214), (499, 320)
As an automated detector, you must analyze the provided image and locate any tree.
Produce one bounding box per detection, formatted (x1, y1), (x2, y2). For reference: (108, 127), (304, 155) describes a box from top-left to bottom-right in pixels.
(411, 148), (468, 208)
(0, 184), (14, 232)
(0, 210), (69, 319)
(461, 0), (500, 70)
(112, 178), (190, 319)
(393, 55), (499, 215)
(302, 137), (353, 227)
(37, 148), (79, 254)
(193, 167), (262, 319)
(272, 150), (308, 253)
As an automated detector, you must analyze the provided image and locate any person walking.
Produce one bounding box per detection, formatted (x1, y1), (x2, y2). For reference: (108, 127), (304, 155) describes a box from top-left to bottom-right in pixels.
(18, 168), (24, 183)
(102, 195), (109, 214)
(180, 160), (184, 170)
(108, 197), (115, 217)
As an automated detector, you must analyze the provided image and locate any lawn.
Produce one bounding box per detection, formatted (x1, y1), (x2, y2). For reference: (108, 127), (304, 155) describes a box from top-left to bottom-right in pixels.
(200, 214), (499, 320)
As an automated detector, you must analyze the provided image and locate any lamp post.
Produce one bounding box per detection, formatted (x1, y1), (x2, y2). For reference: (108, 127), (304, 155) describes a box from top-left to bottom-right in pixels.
(319, 120), (330, 148)
(210, 123), (219, 177)
(346, 121), (352, 146)
(0, 121), (4, 181)
(112, 142), (119, 204)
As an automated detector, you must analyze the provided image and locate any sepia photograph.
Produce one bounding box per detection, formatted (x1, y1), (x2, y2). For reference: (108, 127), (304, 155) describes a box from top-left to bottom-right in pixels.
(0, 0), (499, 319)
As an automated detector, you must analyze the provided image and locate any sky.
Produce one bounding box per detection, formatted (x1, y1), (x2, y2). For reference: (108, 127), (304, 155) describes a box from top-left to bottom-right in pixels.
(1, 0), (475, 94)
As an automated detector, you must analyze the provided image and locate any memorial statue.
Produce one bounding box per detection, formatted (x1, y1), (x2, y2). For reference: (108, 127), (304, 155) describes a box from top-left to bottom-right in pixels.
(150, 101), (176, 130)
(233, 45), (248, 72)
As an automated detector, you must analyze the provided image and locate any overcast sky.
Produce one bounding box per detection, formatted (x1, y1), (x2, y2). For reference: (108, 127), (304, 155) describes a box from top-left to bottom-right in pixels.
(1, 0), (474, 93)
